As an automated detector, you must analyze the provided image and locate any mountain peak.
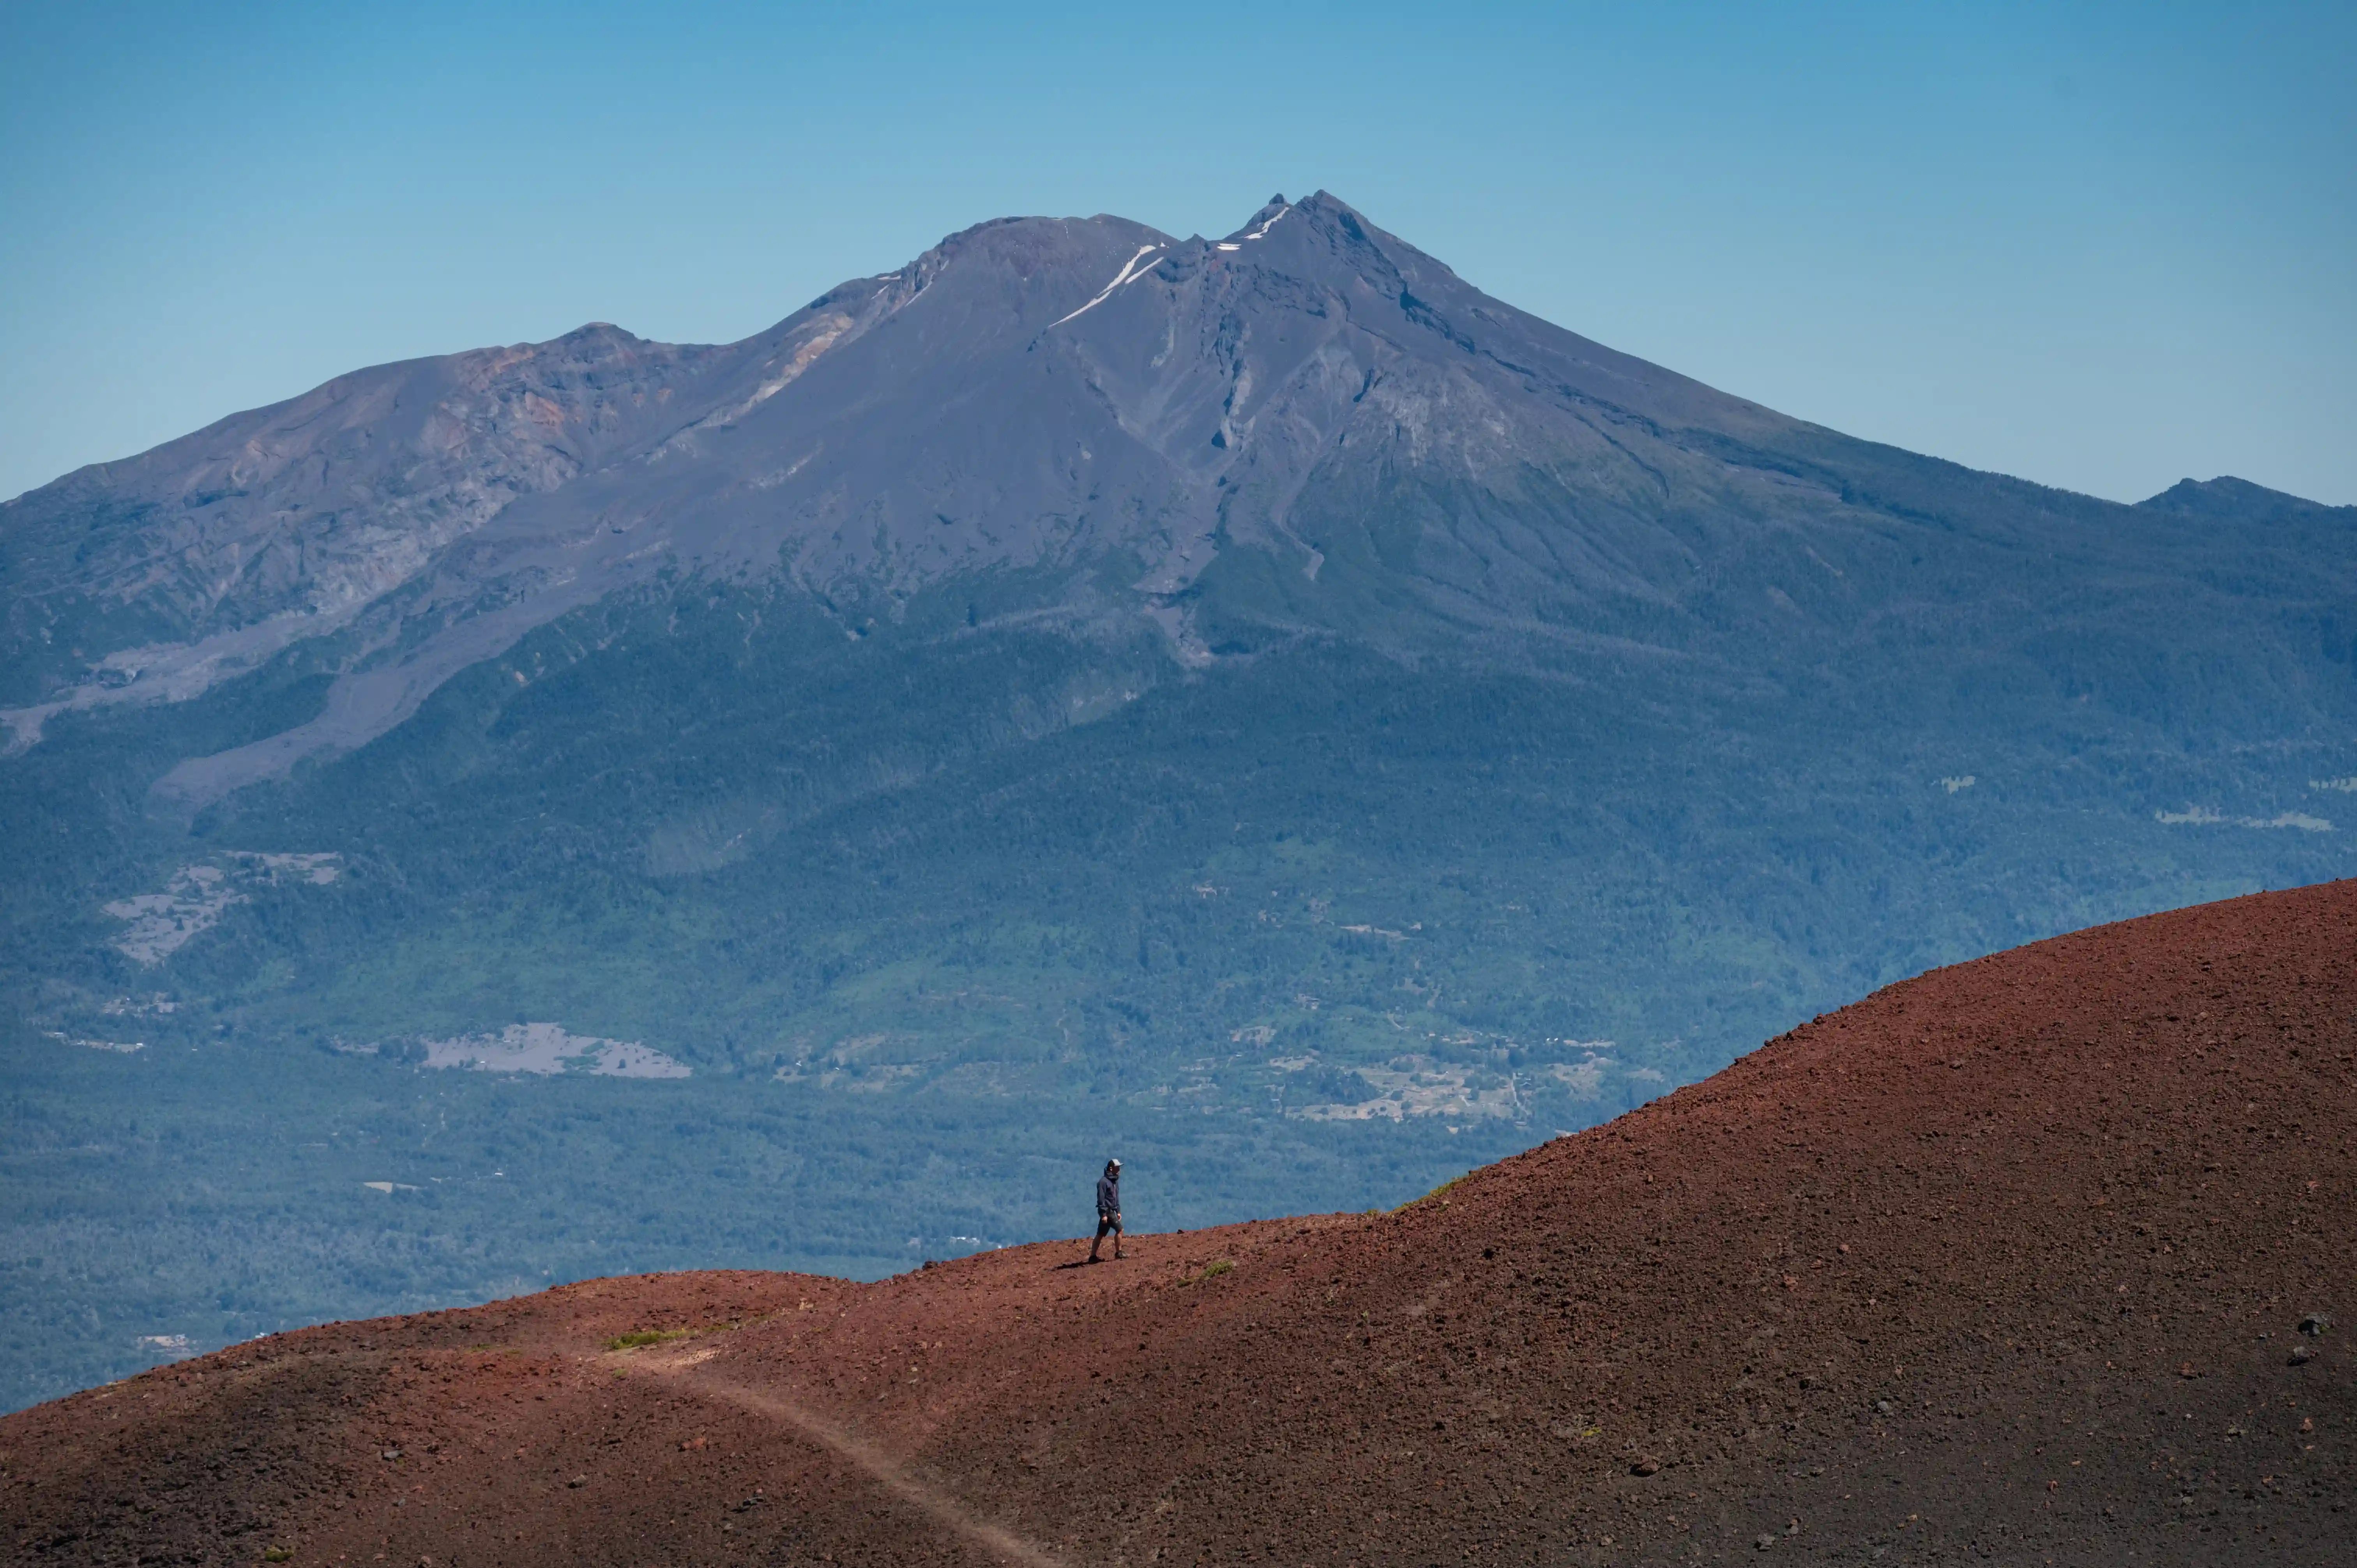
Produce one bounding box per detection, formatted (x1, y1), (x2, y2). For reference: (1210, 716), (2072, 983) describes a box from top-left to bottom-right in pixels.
(2137, 474), (2349, 521)
(1212, 194), (1295, 247)
(1290, 188), (1372, 229)
(548, 321), (649, 352)
(1233, 192), (1290, 231)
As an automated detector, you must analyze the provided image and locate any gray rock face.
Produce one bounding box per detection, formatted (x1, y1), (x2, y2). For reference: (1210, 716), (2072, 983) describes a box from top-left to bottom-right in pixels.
(3, 326), (716, 707)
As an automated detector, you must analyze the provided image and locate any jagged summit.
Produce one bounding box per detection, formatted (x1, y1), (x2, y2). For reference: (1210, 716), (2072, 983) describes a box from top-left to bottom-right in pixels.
(1218, 190), (1294, 240)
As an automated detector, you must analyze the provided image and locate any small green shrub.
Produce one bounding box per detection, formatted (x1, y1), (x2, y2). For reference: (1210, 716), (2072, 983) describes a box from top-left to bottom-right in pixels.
(1396, 1172), (1471, 1212)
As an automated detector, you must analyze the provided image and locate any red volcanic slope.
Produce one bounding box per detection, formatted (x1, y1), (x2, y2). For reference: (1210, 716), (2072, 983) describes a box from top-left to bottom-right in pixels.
(5, 883), (2354, 1566)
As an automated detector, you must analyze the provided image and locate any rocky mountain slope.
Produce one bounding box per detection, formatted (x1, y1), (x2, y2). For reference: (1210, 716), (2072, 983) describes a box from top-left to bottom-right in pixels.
(9, 193), (2350, 795)
(5, 881), (2350, 1565)
(2, 193), (2352, 1411)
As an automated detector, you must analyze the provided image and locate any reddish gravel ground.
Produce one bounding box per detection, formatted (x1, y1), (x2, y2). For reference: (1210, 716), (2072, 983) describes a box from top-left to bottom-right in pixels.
(5, 881), (2353, 1566)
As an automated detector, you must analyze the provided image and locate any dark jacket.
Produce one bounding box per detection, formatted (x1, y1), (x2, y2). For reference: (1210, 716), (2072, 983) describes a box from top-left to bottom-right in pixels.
(1095, 1172), (1121, 1218)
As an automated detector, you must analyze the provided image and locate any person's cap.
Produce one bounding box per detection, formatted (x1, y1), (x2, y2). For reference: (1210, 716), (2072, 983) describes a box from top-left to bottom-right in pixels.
(1108, 1158), (1122, 1169)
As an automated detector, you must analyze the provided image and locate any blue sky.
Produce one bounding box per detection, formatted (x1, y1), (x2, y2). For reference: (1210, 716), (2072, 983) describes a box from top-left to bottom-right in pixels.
(2, 1), (2350, 505)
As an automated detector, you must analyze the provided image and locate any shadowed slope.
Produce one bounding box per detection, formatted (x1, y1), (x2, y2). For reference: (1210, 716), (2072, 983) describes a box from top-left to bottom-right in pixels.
(5, 885), (2353, 1565)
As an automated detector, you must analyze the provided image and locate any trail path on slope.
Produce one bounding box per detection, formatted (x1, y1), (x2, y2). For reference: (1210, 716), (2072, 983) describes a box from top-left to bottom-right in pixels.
(623, 1349), (1065, 1568)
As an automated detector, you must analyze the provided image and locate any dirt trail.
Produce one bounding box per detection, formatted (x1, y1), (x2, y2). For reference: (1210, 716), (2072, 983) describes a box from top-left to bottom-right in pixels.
(630, 1348), (1067, 1568)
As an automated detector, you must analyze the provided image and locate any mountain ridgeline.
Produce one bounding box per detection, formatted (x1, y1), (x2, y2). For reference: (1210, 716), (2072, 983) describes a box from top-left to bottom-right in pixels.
(1, 193), (2351, 1409)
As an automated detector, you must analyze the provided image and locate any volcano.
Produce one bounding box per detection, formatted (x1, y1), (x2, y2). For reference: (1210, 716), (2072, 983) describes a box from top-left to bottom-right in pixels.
(5, 881), (2350, 1564)
(2, 194), (2353, 1415)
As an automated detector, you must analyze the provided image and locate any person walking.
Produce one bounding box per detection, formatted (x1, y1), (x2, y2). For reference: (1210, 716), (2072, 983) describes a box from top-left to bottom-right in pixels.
(1087, 1158), (1124, 1262)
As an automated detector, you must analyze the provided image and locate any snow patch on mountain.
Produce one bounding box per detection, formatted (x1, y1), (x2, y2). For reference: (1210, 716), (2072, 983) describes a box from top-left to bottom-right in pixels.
(1051, 244), (1165, 327)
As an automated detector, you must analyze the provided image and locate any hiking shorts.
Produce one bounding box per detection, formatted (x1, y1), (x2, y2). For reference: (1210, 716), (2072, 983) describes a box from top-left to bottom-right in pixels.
(1095, 1213), (1122, 1238)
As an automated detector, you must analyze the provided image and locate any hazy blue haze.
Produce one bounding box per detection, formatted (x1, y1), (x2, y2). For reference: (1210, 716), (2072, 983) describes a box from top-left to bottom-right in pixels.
(1, 0), (2350, 508)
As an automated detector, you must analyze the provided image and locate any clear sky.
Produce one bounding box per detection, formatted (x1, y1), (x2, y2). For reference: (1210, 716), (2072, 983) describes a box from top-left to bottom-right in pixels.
(2, 1), (2351, 506)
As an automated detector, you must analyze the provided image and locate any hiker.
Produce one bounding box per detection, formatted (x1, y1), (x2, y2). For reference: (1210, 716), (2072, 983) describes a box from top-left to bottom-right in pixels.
(1088, 1158), (1124, 1261)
